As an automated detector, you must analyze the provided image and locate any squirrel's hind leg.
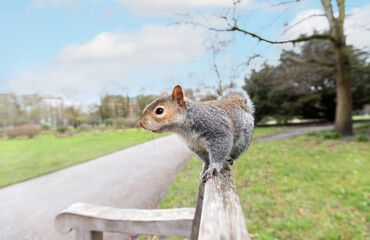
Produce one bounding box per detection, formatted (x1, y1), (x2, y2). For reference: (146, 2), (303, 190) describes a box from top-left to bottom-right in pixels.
(191, 149), (210, 177)
(201, 162), (210, 176)
(230, 125), (253, 161)
(201, 137), (233, 183)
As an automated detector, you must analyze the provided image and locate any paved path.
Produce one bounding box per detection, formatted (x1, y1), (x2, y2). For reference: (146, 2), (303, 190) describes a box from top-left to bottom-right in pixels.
(255, 124), (335, 142)
(0, 135), (192, 240)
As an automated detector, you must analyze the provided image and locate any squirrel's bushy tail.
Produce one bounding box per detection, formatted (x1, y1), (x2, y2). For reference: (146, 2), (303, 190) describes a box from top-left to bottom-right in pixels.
(223, 90), (255, 115)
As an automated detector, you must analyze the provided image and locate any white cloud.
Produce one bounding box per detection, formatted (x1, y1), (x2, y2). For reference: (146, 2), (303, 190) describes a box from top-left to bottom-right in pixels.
(29, 0), (252, 14)
(101, 8), (115, 19)
(58, 24), (205, 63)
(345, 5), (370, 50)
(113, 0), (315, 22)
(114, 0), (249, 17)
(30, 0), (82, 10)
(278, 5), (370, 50)
(278, 9), (327, 41)
(6, 24), (208, 103)
(29, 0), (298, 21)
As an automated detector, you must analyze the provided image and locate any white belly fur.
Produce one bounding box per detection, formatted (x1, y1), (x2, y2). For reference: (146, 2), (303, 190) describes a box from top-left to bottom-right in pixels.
(174, 131), (208, 153)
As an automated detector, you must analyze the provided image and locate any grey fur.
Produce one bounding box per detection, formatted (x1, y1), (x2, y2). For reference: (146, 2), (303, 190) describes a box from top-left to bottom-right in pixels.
(223, 90), (255, 115)
(140, 90), (254, 183)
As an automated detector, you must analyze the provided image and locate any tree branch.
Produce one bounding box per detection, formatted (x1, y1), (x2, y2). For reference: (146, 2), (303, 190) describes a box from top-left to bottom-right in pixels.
(281, 55), (334, 68)
(320, 0), (335, 26)
(229, 54), (261, 81)
(271, 0), (300, 7)
(208, 40), (232, 96)
(282, 13), (325, 35)
(210, 25), (337, 44)
(336, 0), (345, 21)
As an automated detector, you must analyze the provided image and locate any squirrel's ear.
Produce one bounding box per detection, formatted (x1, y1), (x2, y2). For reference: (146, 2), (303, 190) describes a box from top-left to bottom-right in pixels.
(161, 91), (168, 97)
(171, 85), (185, 107)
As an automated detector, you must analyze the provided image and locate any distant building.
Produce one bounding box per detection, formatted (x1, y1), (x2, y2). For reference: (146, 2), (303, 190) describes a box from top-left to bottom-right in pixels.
(40, 96), (64, 126)
(128, 97), (139, 116)
(0, 93), (66, 127)
(0, 93), (17, 127)
(1, 93), (141, 128)
(19, 94), (42, 124)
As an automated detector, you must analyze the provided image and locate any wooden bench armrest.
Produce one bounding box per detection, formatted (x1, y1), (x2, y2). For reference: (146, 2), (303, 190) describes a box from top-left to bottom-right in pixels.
(55, 203), (195, 238)
(191, 165), (250, 240)
(55, 166), (250, 240)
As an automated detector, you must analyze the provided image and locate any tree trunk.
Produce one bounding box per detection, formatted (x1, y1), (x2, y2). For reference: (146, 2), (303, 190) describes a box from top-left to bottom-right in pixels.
(334, 44), (353, 136)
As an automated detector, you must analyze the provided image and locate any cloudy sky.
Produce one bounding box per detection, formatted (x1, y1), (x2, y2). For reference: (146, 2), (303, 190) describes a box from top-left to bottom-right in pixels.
(0, 0), (369, 104)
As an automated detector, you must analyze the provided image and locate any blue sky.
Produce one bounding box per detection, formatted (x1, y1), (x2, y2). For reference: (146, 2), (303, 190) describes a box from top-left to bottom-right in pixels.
(0, 0), (369, 104)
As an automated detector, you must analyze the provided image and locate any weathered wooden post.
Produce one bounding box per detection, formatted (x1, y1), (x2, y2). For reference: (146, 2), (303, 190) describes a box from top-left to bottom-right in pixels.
(191, 165), (250, 240)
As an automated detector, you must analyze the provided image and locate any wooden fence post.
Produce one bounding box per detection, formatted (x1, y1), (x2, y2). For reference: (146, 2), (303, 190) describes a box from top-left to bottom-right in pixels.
(197, 165), (250, 240)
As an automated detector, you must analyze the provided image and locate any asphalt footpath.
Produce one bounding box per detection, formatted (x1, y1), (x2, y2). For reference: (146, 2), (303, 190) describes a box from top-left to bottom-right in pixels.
(255, 124), (335, 142)
(0, 135), (192, 240)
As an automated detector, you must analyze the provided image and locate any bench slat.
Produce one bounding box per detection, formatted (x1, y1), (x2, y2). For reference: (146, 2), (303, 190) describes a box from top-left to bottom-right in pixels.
(55, 203), (195, 238)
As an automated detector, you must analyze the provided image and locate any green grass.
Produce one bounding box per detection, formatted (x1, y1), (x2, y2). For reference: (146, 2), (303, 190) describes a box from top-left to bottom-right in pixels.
(354, 123), (370, 135)
(159, 136), (369, 239)
(253, 126), (287, 139)
(0, 129), (166, 187)
(158, 154), (202, 209)
(308, 123), (370, 140)
(353, 115), (370, 121)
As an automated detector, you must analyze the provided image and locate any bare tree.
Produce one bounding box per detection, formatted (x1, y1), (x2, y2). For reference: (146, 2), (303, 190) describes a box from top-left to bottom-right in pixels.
(64, 105), (84, 128)
(210, 0), (356, 136)
(203, 38), (259, 98)
(208, 39), (233, 96)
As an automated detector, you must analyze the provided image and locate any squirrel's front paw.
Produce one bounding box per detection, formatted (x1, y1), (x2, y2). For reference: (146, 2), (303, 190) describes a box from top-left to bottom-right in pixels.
(201, 164), (222, 183)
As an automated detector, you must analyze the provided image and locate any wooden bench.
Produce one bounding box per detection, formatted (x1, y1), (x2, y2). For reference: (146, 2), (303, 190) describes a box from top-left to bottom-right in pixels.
(55, 165), (250, 239)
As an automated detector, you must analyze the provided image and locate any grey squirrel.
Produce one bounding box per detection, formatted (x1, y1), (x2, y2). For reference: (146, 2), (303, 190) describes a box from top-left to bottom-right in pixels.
(139, 85), (254, 183)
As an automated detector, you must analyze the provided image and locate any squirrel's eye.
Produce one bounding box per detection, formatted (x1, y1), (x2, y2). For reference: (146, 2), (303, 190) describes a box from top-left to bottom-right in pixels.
(155, 108), (164, 115)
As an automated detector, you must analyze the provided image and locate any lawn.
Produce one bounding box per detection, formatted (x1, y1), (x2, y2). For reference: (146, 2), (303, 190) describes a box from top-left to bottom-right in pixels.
(0, 126), (283, 188)
(253, 126), (287, 139)
(159, 136), (369, 239)
(0, 129), (166, 187)
(353, 115), (370, 121)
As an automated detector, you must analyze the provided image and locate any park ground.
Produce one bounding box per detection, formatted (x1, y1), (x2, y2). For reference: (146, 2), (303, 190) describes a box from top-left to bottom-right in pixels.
(159, 124), (370, 240)
(1, 124), (369, 239)
(0, 126), (284, 188)
(0, 129), (167, 187)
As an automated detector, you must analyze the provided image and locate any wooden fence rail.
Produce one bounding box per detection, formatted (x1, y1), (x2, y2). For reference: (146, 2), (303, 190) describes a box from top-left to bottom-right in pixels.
(55, 165), (250, 240)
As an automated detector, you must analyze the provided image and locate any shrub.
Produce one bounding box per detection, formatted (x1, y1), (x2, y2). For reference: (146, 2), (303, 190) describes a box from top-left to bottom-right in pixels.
(306, 131), (317, 137)
(322, 131), (340, 139)
(123, 118), (139, 128)
(113, 118), (125, 129)
(354, 123), (370, 131)
(355, 134), (368, 142)
(98, 125), (107, 131)
(308, 130), (340, 139)
(5, 126), (18, 139)
(18, 124), (41, 138)
(57, 125), (68, 133)
(104, 119), (113, 127)
(42, 124), (51, 130)
(79, 123), (91, 131)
